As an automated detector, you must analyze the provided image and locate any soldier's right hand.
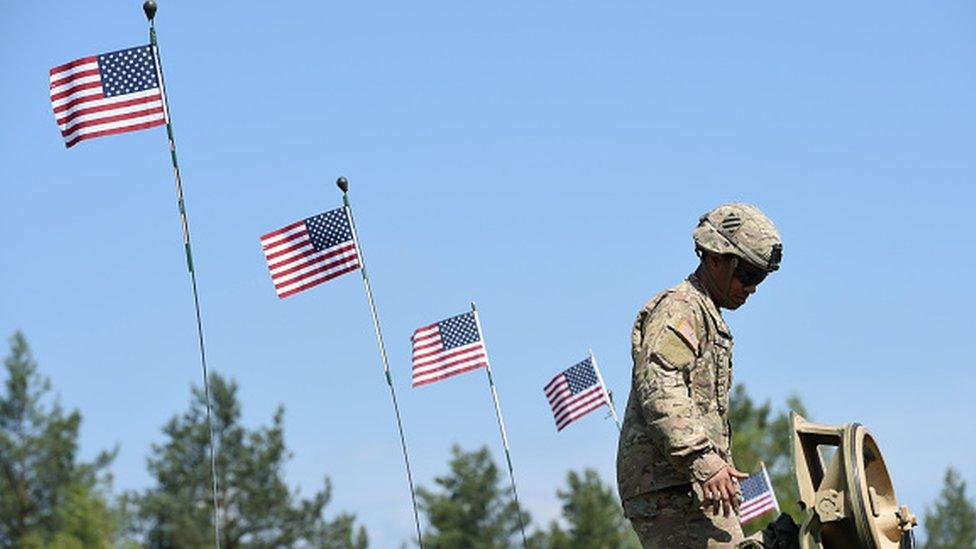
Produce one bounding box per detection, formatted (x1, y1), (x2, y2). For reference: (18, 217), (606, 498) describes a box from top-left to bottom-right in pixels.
(700, 465), (749, 518)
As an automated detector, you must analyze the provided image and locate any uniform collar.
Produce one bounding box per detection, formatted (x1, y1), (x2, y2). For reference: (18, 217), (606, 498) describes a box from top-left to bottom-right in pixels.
(687, 273), (730, 334)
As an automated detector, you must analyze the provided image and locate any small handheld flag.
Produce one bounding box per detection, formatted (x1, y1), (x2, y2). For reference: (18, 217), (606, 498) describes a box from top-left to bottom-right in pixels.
(50, 45), (165, 148)
(544, 356), (612, 431)
(260, 208), (362, 299)
(411, 311), (488, 387)
(739, 465), (780, 524)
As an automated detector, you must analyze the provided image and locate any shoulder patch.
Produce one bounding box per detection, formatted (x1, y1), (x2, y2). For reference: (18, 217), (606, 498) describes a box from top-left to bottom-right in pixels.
(670, 318), (700, 351)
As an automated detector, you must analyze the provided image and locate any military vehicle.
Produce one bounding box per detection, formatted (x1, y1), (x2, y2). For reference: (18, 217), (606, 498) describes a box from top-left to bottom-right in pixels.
(742, 413), (918, 548)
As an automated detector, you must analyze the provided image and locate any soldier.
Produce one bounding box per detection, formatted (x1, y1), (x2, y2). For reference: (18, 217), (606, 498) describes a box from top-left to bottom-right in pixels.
(617, 203), (783, 548)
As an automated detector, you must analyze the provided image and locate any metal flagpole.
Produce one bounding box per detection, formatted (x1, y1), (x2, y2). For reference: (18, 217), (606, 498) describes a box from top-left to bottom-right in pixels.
(588, 349), (621, 432)
(469, 302), (528, 548)
(143, 3), (222, 547)
(337, 177), (424, 548)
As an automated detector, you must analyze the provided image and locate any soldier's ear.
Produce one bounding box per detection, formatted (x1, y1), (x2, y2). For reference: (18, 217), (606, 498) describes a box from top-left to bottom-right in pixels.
(702, 252), (722, 270)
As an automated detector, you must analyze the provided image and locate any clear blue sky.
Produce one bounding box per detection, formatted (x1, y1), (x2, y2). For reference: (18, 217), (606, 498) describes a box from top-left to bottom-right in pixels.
(2, 1), (974, 545)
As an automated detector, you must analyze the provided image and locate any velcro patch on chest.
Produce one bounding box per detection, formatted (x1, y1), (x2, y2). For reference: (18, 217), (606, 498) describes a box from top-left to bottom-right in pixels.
(671, 318), (700, 352)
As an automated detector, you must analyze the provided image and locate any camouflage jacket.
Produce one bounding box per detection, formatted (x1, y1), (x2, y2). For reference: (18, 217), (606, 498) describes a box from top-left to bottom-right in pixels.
(617, 274), (735, 505)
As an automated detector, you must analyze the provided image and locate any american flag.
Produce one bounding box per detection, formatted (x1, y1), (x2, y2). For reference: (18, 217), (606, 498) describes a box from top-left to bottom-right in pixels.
(50, 45), (165, 148)
(544, 357), (610, 431)
(411, 311), (488, 387)
(260, 208), (362, 299)
(738, 466), (779, 524)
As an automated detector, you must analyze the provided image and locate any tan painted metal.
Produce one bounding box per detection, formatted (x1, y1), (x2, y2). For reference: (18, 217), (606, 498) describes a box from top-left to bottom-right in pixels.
(790, 413), (917, 548)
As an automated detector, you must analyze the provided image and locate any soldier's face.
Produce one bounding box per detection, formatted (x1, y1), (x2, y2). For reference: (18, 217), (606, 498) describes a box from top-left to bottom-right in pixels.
(706, 255), (764, 309)
(727, 274), (758, 309)
(727, 262), (765, 309)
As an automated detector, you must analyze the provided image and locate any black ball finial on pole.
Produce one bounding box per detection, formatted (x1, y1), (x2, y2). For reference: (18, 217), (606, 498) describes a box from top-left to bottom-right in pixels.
(143, 0), (157, 21)
(336, 176), (349, 193)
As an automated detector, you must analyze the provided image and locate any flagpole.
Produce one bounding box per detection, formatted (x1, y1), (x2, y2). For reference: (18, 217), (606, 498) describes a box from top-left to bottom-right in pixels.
(588, 350), (621, 432)
(470, 302), (528, 548)
(760, 461), (781, 514)
(337, 177), (424, 548)
(144, 3), (222, 547)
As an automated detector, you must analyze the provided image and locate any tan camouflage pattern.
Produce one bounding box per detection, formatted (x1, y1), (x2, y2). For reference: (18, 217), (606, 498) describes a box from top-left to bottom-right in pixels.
(617, 274), (742, 545)
(624, 484), (745, 548)
(617, 274), (735, 499)
(692, 203), (783, 273)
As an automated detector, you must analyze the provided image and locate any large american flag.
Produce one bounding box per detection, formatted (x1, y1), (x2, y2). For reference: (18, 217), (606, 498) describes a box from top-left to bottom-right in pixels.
(544, 357), (610, 431)
(50, 45), (165, 148)
(411, 311), (488, 387)
(260, 208), (362, 299)
(738, 466), (779, 524)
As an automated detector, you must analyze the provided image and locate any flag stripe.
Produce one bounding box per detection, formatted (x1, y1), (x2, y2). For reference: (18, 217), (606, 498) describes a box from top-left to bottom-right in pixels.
(557, 398), (606, 431)
(50, 72), (101, 95)
(544, 378), (569, 399)
(739, 495), (775, 521)
(273, 253), (360, 291)
(739, 494), (774, 515)
(413, 347), (487, 376)
(259, 220), (307, 244)
(53, 88), (159, 115)
(64, 118), (166, 148)
(261, 226), (310, 251)
(410, 324), (438, 339)
(413, 361), (487, 387)
(413, 347), (487, 374)
(411, 338), (444, 356)
(60, 105), (164, 136)
(412, 344), (484, 369)
(62, 112), (166, 146)
(551, 383), (601, 413)
(57, 95), (162, 127)
(276, 263), (361, 299)
(49, 80), (103, 102)
(552, 385), (603, 422)
(269, 244), (358, 278)
(50, 56), (98, 77)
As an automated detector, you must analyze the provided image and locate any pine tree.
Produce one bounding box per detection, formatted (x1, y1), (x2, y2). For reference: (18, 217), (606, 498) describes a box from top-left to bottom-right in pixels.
(536, 469), (639, 549)
(417, 445), (529, 548)
(133, 373), (367, 548)
(923, 467), (976, 549)
(0, 331), (118, 547)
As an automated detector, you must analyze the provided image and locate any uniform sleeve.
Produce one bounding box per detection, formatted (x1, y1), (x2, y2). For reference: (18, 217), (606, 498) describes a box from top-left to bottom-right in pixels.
(632, 298), (727, 482)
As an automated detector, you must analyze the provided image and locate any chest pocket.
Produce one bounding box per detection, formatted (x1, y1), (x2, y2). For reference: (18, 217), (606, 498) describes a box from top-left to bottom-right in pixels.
(713, 331), (733, 413)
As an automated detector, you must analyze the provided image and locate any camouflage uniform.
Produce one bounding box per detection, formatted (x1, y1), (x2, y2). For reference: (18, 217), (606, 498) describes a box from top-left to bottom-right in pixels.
(617, 203), (783, 548)
(617, 274), (742, 548)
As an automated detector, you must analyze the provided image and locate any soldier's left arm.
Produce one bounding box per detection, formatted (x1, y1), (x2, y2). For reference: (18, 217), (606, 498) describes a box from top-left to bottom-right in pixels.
(633, 299), (728, 483)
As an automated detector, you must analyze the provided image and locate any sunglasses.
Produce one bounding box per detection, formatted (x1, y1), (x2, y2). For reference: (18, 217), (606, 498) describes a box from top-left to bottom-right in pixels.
(733, 262), (768, 286)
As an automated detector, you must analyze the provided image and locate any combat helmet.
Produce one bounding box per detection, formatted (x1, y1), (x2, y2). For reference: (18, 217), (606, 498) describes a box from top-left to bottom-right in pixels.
(693, 203), (783, 272)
